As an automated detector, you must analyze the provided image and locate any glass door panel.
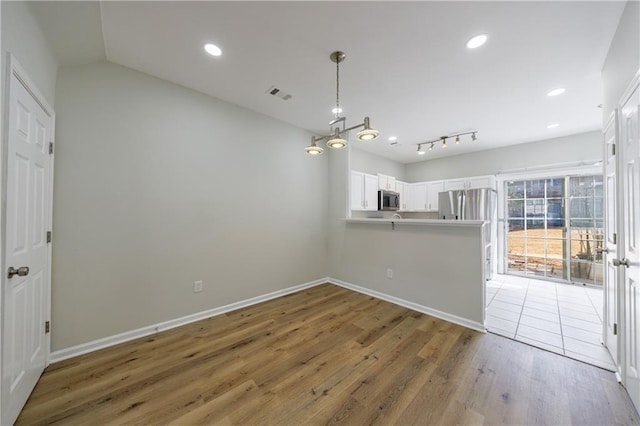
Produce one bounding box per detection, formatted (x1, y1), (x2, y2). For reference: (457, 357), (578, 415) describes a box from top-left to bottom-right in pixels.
(505, 174), (603, 285)
(568, 175), (604, 285)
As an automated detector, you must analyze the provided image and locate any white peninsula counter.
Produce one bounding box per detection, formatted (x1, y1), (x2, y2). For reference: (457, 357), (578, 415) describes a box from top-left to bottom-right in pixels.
(332, 218), (488, 331)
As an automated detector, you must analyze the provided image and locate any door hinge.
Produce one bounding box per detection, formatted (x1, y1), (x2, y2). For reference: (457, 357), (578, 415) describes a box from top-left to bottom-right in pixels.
(612, 143), (616, 156)
(47, 231), (52, 244)
(614, 323), (618, 335)
(45, 321), (50, 334)
(49, 142), (54, 154)
(613, 233), (617, 244)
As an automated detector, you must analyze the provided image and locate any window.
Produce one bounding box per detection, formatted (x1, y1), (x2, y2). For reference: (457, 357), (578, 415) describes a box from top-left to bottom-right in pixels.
(505, 175), (603, 285)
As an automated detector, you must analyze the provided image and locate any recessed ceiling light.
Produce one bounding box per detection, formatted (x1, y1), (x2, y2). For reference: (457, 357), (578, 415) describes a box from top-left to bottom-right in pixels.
(388, 136), (397, 141)
(547, 123), (560, 129)
(332, 107), (343, 114)
(466, 34), (488, 49)
(547, 88), (566, 97)
(204, 43), (222, 57)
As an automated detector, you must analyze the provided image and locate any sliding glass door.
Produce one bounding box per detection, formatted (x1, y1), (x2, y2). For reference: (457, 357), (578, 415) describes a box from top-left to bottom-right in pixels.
(568, 175), (604, 285)
(505, 175), (603, 285)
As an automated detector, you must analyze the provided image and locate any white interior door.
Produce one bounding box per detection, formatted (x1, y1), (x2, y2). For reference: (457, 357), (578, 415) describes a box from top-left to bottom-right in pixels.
(603, 112), (619, 367)
(621, 77), (640, 408)
(1, 62), (53, 426)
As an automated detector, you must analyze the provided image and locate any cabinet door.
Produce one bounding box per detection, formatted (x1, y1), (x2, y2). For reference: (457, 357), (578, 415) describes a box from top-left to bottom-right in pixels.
(444, 179), (466, 191)
(387, 176), (396, 191)
(350, 171), (365, 210)
(404, 184), (414, 210)
(378, 174), (397, 191)
(412, 182), (428, 211)
(397, 181), (411, 211)
(426, 181), (444, 211)
(467, 175), (495, 189)
(364, 174), (379, 211)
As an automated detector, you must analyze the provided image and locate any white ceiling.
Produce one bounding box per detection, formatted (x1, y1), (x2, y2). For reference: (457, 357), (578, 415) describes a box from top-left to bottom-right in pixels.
(33, 1), (625, 164)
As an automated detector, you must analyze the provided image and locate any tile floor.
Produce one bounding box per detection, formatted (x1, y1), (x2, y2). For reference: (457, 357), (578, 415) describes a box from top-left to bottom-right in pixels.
(486, 274), (615, 371)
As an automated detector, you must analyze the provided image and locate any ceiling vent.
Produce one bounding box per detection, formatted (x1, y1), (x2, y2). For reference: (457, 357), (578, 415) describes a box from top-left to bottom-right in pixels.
(266, 86), (292, 101)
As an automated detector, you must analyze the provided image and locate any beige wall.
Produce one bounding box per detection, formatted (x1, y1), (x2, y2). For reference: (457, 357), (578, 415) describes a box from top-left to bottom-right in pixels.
(52, 62), (328, 350)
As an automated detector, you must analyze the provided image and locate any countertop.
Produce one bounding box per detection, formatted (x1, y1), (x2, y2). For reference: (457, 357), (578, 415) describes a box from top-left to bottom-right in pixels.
(345, 218), (487, 228)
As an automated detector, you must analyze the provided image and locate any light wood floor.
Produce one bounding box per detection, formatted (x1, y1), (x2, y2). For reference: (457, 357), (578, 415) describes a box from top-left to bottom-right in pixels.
(17, 284), (640, 425)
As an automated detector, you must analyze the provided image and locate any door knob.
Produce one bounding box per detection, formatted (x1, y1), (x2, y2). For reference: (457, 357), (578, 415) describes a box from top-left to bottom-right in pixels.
(7, 266), (29, 278)
(613, 258), (630, 268)
(596, 247), (609, 254)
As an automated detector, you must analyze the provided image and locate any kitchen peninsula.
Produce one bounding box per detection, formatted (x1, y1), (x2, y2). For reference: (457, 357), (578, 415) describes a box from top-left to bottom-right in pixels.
(336, 217), (488, 331)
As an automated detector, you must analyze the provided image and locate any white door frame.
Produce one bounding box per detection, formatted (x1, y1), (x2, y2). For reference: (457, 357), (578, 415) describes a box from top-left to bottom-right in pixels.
(0, 53), (55, 424)
(603, 110), (621, 374)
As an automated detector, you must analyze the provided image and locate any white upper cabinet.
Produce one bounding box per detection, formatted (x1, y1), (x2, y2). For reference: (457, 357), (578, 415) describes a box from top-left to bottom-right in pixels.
(396, 181), (413, 211)
(364, 174), (379, 210)
(443, 179), (466, 191)
(467, 175), (495, 189)
(412, 182), (428, 211)
(353, 171), (494, 213)
(377, 173), (397, 191)
(426, 181), (444, 212)
(444, 175), (495, 191)
(351, 171), (378, 211)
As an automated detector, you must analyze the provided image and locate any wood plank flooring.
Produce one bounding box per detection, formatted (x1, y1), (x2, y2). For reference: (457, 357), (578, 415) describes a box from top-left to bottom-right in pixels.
(16, 284), (640, 425)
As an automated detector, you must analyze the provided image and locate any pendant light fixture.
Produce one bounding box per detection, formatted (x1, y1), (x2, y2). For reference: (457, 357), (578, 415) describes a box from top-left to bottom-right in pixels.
(305, 51), (380, 155)
(304, 137), (324, 155)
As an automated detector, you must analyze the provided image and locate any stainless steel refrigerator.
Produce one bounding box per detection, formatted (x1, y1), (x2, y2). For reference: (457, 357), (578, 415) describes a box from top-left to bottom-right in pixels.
(439, 188), (497, 280)
(438, 188), (496, 221)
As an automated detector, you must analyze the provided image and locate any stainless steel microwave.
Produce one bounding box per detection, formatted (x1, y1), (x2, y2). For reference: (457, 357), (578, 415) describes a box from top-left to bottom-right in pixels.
(378, 190), (400, 211)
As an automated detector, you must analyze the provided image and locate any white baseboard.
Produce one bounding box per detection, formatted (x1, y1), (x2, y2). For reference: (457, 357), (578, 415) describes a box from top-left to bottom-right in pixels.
(51, 276), (485, 363)
(50, 277), (328, 363)
(327, 278), (486, 333)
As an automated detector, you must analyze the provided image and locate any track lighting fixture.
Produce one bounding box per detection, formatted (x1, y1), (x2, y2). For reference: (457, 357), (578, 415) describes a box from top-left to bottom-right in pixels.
(417, 144), (426, 155)
(415, 131), (479, 154)
(305, 51), (380, 155)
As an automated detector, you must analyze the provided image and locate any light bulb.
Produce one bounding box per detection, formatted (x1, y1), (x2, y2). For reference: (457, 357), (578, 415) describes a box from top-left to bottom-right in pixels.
(204, 43), (222, 57)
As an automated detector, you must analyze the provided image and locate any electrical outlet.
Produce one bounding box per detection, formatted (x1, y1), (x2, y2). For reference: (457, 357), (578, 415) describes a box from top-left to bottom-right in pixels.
(386, 268), (393, 279)
(194, 280), (203, 293)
